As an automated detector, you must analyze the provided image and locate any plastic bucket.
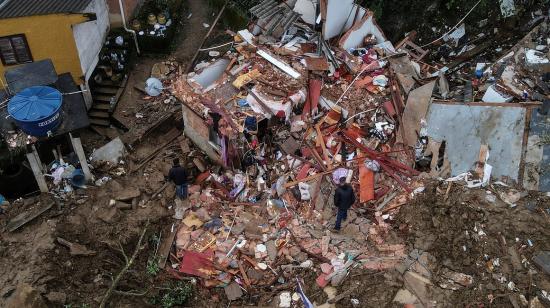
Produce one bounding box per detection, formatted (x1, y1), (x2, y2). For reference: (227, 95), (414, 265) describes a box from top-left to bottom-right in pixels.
(71, 169), (86, 187)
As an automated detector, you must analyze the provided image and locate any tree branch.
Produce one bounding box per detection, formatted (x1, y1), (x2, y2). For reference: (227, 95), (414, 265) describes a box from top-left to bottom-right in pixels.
(100, 221), (150, 308)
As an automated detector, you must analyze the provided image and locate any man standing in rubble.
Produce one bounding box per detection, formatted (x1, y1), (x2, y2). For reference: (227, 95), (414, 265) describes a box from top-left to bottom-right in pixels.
(334, 177), (355, 231)
(168, 158), (188, 200)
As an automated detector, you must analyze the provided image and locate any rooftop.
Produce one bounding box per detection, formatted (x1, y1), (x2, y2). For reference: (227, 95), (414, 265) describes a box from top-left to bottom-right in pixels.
(0, 0), (92, 19)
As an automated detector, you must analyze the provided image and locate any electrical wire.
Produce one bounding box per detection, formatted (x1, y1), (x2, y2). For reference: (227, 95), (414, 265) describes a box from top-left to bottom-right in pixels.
(419, 0), (483, 48)
(198, 41), (234, 51)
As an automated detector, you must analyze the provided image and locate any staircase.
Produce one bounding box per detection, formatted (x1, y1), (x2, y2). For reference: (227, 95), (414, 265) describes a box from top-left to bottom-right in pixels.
(88, 75), (128, 131)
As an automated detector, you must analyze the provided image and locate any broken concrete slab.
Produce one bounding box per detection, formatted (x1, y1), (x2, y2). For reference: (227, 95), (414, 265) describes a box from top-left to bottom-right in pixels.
(393, 288), (421, 305)
(293, 0), (316, 25)
(339, 12), (393, 52)
(188, 59), (231, 93)
(403, 270), (432, 307)
(91, 137), (126, 165)
(426, 102), (526, 180)
(400, 81), (436, 147)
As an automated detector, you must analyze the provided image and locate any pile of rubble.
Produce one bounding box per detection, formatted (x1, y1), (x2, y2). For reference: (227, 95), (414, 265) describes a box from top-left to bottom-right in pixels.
(4, 0), (550, 307)
(126, 0), (550, 306)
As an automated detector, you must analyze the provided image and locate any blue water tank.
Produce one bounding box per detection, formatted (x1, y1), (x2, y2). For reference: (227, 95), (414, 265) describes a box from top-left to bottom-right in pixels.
(7, 86), (63, 137)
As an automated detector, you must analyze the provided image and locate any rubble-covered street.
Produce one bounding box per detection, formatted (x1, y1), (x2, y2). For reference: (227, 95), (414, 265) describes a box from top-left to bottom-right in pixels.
(1, 0), (550, 307)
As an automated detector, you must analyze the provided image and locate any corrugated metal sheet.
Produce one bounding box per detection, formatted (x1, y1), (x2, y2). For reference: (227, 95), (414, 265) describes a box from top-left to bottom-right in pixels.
(0, 0), (92, 19)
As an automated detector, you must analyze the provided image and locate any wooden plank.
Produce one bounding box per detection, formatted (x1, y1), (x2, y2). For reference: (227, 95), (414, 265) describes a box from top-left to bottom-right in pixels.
(359, 165), (375, 203)
(69, 134), (93, 181)
(239, 261), (251, 287)
(296, 163), (312, 180)
(26, 151), (48, 192)
(284, 169), (335, 188)
(315, 126), (332, 169)
(432, 100), (543, 107)
(7, 201), (54, 232)
(158, 224), (177, 269)
(518, 107), (533, 184)
(476, 144), (489, 178)
(401, 81), (436, 147)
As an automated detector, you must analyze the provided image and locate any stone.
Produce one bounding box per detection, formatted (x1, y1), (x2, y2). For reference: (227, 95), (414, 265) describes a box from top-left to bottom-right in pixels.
(5, 283), (47, 308)
(45, 292), (66, 304)
(247, 268), (264, 281)
(288, 246), (301, 257)
(410, 252), (432, 278)
(266, 240), (277, 260)
(96, 207), (119, 223)
(56, 238), (96, 256)
(224, 282), (243, 301)
(91, 137), (126, 164)
(343, 223), (363, 242)
(393, 289), (420, 305)
(439, 268), (473, 290)
(115, 187), (140, 201)
(403, 271), (432, 306)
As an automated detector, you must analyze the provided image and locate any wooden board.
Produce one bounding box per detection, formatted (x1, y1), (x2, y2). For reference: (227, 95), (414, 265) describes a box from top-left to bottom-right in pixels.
(157, 223), (177, 269)
(359, 166), (375, 203)
(7, 201), (54, 232)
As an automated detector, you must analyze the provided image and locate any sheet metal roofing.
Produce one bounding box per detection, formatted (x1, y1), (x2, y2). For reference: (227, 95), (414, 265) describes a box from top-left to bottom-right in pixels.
(0, 0), (93, 19)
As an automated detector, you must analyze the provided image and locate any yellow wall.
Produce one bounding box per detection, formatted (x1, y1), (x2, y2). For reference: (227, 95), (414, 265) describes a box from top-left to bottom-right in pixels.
(0, 13), (90, 89)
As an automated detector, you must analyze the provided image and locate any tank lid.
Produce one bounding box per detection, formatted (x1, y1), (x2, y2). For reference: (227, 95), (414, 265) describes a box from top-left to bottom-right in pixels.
(7, 86), (62, 122)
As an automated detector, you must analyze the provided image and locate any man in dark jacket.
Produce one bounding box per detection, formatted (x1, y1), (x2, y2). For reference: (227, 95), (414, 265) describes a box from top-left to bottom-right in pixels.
(334, 177), (356, 231)
(168, 158), (188, 200)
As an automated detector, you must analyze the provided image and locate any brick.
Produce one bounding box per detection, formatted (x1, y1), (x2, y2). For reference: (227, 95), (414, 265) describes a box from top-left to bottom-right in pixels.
(363, 258), (402, 271)
(355, 76), (373, 88)
(316, 273), (329, 288)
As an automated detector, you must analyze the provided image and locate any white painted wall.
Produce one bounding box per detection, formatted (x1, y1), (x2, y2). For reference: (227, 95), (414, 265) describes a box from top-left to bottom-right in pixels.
(73, 0), (110, 83)
(339, 14), (389, 50)
(323, 0), (354, 40)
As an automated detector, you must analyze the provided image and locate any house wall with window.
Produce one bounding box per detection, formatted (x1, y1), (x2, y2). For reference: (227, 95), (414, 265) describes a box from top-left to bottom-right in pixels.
(0, 13), (90, 89)
(181, 103), (223, 165)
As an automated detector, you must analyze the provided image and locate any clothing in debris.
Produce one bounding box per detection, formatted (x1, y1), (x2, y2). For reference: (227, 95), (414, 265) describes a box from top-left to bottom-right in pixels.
(334, 183), (356, 230)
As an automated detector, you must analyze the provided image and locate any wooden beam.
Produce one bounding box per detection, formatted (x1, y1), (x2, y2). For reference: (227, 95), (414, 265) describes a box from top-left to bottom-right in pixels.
(432, 100), (542, 107)
(70, 133), (93, 181)
(26, 150), (48, 192)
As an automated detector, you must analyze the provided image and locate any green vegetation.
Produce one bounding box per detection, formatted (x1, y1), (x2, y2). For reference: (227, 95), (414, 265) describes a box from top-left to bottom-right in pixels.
(146, 255), (161, 276)
(150, 281), (194, 308)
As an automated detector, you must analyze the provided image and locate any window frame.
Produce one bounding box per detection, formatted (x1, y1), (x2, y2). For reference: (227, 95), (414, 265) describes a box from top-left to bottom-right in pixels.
(0, 34), (33, 66)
